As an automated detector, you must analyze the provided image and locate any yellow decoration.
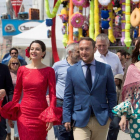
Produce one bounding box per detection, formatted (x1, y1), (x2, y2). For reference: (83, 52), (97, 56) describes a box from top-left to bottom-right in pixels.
(89, 0), (94, 40)
(124, 0), (132, 47)
(63, 23), (68, 47)
(61, 8), (68, 15)
(108, 3), (116, 43)
(94, 0), (100, 40)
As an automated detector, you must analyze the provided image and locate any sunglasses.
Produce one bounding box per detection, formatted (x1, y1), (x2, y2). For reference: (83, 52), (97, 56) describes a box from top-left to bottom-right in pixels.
(11, 52), (17, 55)
(11, 63), (19, 65)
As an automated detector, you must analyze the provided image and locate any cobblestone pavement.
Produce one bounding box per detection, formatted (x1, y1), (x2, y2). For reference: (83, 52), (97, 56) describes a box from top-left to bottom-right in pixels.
(11, 128), (131, 140)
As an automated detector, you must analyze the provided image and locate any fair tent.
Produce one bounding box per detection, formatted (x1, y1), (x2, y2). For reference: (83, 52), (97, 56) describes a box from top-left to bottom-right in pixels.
(12, 18), (66, 66)
(12, 18), (64, 50)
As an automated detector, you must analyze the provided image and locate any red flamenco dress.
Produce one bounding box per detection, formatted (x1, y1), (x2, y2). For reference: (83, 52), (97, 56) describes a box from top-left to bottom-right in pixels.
(1, 66), (62, 140)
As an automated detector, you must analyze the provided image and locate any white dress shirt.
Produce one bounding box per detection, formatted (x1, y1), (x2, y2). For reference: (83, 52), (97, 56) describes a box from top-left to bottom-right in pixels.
(94, 50), (124, 76)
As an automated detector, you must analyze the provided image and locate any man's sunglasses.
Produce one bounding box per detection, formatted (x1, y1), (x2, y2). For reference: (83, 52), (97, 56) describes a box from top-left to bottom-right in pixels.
(11, 63), (19, 65)
(11, 52), (17, 55)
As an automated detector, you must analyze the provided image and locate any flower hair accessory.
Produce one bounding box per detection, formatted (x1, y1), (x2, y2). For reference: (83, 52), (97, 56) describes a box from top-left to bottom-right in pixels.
(25, 47), (30, 58)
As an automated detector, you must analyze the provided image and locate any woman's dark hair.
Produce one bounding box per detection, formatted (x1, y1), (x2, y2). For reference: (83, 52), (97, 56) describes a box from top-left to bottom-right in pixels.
(132, 38), (140, 63)
(29, 40), (46, 58)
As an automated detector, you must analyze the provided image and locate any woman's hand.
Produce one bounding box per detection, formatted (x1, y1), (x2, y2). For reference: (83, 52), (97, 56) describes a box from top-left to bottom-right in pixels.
(119, 115), (127, 131)
(0, 89), (6, 99)
(8, 120), (14, 128)
(46, 122), (53, 131)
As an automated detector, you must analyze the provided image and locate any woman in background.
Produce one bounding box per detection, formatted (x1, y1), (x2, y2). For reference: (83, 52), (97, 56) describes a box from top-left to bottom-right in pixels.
(6, 57), (21, 140)
(113, 39), (140, 140)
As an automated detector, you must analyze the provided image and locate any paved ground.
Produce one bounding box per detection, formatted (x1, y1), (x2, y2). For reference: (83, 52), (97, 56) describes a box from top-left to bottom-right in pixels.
(11, 127), (131, 140)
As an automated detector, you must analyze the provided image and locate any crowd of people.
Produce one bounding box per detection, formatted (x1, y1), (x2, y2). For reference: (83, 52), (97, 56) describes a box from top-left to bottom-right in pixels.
(0, 33), (139, 140)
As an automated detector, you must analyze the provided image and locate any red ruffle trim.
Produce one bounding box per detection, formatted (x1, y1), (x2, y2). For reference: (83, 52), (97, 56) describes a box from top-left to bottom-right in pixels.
(39, 107), (62, 125)
(1, 101), (20, 120)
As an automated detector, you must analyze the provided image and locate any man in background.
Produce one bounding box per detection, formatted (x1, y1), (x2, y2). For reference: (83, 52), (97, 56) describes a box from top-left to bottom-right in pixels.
(126, 52), (131, 61)
(52, 43), (80, 140)
(94, 34), (123, 76)
(2, 48), (27, 66)
(94, 33), (123, 140)
(116, 50), (127, 71)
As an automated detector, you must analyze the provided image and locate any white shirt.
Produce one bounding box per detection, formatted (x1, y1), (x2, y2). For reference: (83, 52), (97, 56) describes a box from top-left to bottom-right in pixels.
(94, 50), (124, 76)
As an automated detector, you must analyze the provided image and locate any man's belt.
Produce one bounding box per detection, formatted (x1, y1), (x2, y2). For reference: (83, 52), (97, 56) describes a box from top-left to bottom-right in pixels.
(57, 98), (63, 102)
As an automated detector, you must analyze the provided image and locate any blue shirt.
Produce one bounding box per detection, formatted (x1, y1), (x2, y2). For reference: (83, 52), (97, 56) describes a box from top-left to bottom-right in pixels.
(81, 60), (96, 85)
(52, 59), (71, 99)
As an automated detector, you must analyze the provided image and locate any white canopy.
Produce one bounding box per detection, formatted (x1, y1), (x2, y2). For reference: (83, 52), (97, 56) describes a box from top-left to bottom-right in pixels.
(12, 18), (66, 66)
(12, 18), (64, 49)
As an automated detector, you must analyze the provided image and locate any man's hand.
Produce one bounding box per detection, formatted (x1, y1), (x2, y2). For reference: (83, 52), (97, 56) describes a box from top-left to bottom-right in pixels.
(0, 89), (6, 99)
(46, 122), (53, 131)
(64, 122), (71, 131)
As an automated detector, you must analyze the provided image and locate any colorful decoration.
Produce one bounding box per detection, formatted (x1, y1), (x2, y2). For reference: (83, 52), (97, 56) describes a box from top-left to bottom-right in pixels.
(72, 0), (86, 6)
(130, 8), (140, 27)
(98, 0), (111, 6)
(82, 22), (89, 37)
(46, 19), (53, 26)
(59, 5), (69, 47)
(132, 0), (140, 3)
(78, 6), (84, 40)
(47, 29), (51, 38)
(121, 1), (125, 46)
(94, 0), (100, 40)
(89, 0), (94, 40)
(71, 12), (84, 28)
(115, 15), (121, 26)
(45, 0), (61, 18)
(68, 0), (74, 44)
(124, 0), (132, 47)
(101, 10), (110, 29)
(101, 10), (109, 19)
(134, 29), (138, 38)
(108, 3), (116, 43)
(44, 0), (140, 57)
(73, 31), (79, 42)
(59, 7), (68, 23)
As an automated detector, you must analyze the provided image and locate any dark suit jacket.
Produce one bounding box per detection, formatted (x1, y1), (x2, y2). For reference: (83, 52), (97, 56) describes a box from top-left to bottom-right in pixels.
(0, 63), (14, 106)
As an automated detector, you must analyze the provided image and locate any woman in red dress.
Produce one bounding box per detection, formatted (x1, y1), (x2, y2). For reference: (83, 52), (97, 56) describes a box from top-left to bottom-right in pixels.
(1, 40), (62, 140)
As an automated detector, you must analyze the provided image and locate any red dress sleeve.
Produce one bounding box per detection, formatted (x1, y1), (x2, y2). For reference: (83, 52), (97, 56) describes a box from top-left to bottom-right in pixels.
(1, 67), (23, 120)
(39, 68), (62, 125)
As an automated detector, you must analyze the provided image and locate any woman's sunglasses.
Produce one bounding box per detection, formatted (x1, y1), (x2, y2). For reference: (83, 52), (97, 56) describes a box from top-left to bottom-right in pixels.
(11, 63), (19, 65)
